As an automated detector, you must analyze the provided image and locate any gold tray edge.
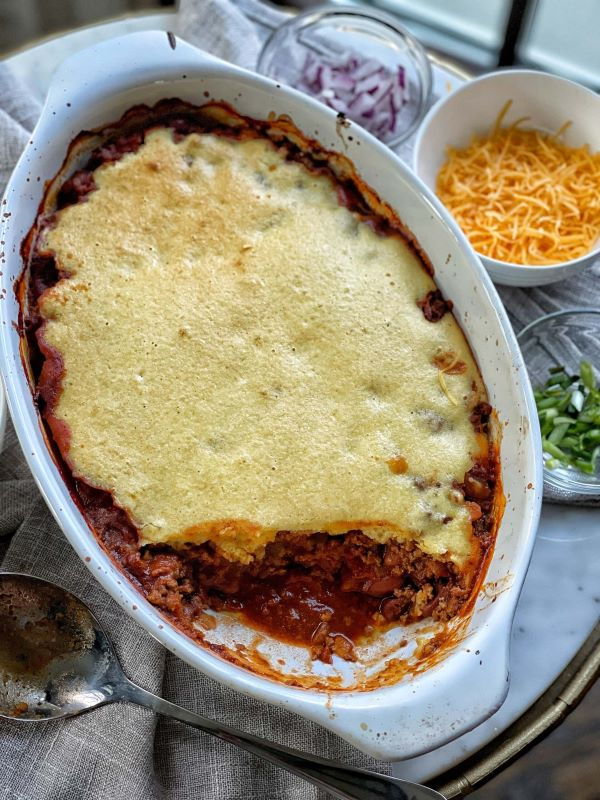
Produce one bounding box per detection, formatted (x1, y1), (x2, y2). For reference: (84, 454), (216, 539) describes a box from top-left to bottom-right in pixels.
(431, 621), (600, 797)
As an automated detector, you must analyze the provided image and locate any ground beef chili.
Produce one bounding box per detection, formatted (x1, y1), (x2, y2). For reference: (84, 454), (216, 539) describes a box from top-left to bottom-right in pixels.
(56, 170), (97, 209)
(459, 458), (498, 547)
(470, 401), (493, 434)
(20, 99), (499, 663)
(186, 532), (470, 663)
(417, 289), (454, 322)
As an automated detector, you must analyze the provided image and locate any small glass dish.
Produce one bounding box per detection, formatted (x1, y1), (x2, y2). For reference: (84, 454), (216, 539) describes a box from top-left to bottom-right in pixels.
(257, 5), (432, 148)
(518, 308), (600, 500)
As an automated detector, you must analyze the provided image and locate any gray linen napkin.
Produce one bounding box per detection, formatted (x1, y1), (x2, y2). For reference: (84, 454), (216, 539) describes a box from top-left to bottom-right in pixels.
(1, 2), (600, 799)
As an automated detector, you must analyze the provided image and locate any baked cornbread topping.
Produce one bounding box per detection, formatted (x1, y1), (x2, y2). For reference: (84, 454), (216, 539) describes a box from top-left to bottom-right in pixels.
(22, 101), (501, 664)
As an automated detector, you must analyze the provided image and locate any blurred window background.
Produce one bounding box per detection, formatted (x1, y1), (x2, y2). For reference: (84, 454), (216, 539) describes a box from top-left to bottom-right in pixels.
(0, 1), (598, 85)
(369, 0), (600, 87)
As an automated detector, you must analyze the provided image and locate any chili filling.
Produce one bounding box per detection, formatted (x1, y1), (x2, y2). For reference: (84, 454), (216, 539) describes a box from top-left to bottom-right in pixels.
(20, 100), (500, 663)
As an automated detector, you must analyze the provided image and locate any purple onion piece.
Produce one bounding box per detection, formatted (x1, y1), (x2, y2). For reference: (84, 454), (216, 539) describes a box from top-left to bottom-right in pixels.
(297, 50), (410, 141)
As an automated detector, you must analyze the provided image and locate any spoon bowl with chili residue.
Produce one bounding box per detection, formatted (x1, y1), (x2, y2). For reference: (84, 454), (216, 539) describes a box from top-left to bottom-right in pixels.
(0, 572), (446, 800)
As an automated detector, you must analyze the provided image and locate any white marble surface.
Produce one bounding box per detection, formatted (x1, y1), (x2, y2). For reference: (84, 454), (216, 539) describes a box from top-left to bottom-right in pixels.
(4, 11), (599, 781)
(394, 503), (599, 781)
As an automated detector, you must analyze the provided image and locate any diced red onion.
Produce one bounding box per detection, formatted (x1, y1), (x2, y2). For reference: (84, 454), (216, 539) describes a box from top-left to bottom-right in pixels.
(326, 96), (349, 113)
(335, 89), (355, 104)
(303, 58), (321, 86)
(297, 51), (409, 142)
(398, 64), (406, 91)
(351, 57), (383, 82)
(391, 82), (405, 114)
(348, 91), (378, 117)
(354, 74), (381, 95)
(327, 73), (356, 91)
(369, 80), (393, 105)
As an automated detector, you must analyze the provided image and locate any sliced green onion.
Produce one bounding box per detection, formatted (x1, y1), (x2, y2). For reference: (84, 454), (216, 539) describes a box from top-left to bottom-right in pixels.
(570, 389), (585, 412)
(579, 410), (600, 425)
(552, 416), (574, 426)
(535, 360), (599, 475)
(542, 439), (568, 460)
(557, 394), (573, 412)
(548, 422), (570, 444)
(537, 396), (560, 410)
(561, 436), (580, 449)
(580, 361), (596, 391)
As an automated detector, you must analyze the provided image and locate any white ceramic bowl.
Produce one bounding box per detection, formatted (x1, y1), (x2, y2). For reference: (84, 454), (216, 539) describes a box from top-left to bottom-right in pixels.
(0, 32), (542, 760)
(413, 69), (600, 287)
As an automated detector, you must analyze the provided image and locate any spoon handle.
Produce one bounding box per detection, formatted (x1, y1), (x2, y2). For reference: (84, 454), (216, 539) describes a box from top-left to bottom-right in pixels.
(121, 680), (444, 800)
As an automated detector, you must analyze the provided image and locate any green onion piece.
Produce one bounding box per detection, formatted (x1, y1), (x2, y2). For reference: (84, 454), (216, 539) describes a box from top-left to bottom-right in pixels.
(561, 436), (580, 449)
(552, 416), (574, 426)
(574, 459), (595, 474)
(579, 411), (600, 425)
(548, 422), (570, 444)
(582, 430), (600, 444)
(537, 396), (560, 410)
(557, 394), (572, 412)
(580, 361), (596, 391)
(542, 439), (568, 460)
(570, 389), (585, 412)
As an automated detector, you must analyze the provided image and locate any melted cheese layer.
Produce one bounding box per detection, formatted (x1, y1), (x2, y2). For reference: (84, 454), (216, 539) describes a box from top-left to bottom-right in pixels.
(40, 130), (487, 566)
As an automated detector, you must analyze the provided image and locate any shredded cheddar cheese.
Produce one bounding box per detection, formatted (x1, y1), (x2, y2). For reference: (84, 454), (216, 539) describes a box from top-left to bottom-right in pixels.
(438, 370), (459, 406)
(436, 100), (600, 265)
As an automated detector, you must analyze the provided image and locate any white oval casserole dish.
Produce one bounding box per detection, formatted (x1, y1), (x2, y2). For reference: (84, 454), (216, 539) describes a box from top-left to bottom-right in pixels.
(0, 32), (542, 760)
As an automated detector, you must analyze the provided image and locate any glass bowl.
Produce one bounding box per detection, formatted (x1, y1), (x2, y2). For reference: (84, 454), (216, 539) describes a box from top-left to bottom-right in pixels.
(413, 70), (600, 288)
(257, 5), (432, 148)
(517, 308), (600, 498)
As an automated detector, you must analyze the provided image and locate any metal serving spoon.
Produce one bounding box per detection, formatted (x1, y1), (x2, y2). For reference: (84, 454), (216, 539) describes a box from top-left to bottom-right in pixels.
(0, 573), (446, 800)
